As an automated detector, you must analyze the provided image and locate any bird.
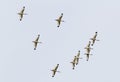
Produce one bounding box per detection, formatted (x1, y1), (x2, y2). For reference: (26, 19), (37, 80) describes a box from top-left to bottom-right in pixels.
(90, 32), (99, 46)
(70, 56), (77, 70)
(51, 64), (60, 77)
(32, 34), (42, 50)
(55, 13), (64, 27)
(76, 50), (82, 65)
(84, 41), (93, 61)
(84, 41), (93, 54)
(84, 51), (92, 61)
(17, 6), (27, 21)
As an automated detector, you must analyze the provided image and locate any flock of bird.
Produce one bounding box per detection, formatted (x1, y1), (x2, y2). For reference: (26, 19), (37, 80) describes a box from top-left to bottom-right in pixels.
(50, 32), (99, 77)
(17, 6), (99, 77)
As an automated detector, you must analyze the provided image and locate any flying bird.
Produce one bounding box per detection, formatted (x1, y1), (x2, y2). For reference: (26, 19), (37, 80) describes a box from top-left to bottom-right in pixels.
(55, 13), (64, 27)
(51, 64), (60, 77)
(32, 34), (42, 50)
(84, 41), (93, 61)
(70, 56), (77, 70)
(84, 41), (93, 54)
(90, 32), (99, 46)
(17, 6), (27, 21)
(76, 50), (82, 65)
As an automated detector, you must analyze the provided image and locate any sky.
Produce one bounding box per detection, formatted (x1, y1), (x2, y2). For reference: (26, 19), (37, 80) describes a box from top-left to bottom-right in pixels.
(0, 0), (120, 82)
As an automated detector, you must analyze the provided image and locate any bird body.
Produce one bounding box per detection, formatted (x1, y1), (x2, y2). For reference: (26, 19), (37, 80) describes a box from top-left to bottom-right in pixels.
(18, 6), (27, 21)
(76, 50), (82, 65)
(84, 41), (93, 54)
(90, 32), (99, 46)
(70, 56), (77, 70)
(32, 34), (42, 50)
(51, 64), (59, 77)
(55, 13), (64, 27)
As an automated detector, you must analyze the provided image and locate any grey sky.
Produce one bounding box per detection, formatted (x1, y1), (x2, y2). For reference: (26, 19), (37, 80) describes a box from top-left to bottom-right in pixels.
(0, 0), (120, 82)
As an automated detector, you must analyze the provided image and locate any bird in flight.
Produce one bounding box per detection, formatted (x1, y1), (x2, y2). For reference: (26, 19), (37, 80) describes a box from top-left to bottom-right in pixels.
(90, 32), (99, 46)
(84, 41), (93, 54)
(17, 6), (27, 21)
(51, 64), (60, 77)
(84, 41), (93, 61)
(55, 13), (64, 27)
(76, 50), (82, 65)
(32, 34), (42, 50)
(70, 56), (77, 70)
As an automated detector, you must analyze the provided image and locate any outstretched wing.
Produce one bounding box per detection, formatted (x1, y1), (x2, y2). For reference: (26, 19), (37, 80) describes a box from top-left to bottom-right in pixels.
(52, 71), (56, 77)
(21, 6), (25, 14)
(58, 13), (63, 20)
(55, 64), (59, 70)
(35, 36), (40, 42)
(57, 20), (61, 27)
(34, 42), (38, 50)
(20, 14), (23, 21)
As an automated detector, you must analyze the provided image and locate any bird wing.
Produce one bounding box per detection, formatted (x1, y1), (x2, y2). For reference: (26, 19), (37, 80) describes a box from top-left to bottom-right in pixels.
(20, 14), (23, 20)
(55, 64), (59, 70)
(21, 6), (25, 14)
(35, 36), (39, 42)
(52, 70), (56, 77)
(34, 42), (38, 48)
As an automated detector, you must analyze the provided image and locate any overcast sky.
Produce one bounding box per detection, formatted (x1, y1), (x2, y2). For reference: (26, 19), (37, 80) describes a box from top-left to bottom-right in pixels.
(0, 0), (120, 82)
